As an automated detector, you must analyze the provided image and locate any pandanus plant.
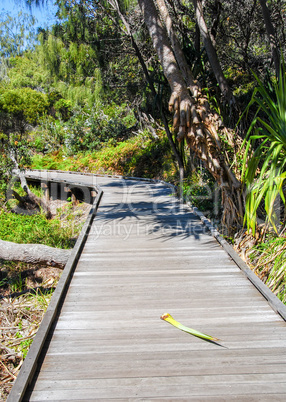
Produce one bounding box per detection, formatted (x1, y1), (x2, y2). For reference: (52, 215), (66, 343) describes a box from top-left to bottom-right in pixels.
(242, 63), (286, 234)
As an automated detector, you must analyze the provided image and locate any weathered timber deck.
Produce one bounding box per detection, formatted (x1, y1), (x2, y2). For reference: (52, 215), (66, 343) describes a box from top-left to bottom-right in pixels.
(13, 172), (286, 400)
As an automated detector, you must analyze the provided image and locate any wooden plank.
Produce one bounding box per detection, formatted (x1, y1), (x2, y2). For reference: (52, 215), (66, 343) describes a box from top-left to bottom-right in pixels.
(26, 373), (286, 392)
(36, 354), (286, 376)
(24, 395), (286, 402)
(45, 331), (286, 347)
(34, 362), (286, 381)
(25, 381), (286, 400)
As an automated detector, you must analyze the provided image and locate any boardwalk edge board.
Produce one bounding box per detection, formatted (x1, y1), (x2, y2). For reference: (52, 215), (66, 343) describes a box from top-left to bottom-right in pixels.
(190, 205), (286, 322)
(25, 168), (177, 190)
(7, 174), (103, 402)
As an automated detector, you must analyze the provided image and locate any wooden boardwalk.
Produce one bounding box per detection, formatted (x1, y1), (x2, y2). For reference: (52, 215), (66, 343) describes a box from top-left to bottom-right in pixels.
(14, 173), (286, 400)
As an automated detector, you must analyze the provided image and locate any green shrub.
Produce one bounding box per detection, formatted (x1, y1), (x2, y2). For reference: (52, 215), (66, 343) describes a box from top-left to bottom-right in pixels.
(0, 87), (48, 124)
(33, 103), (137, 154)
(182, 168), (219, 218)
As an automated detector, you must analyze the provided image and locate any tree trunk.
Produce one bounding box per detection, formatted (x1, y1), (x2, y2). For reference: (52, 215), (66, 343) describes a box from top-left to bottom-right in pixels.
(138, 0), (243, 232)
(193, 0), (235, 105)
(0, 239), (70, 268)
(210, 0), (222, 44)
(156, 0), (198, 92)
(259, 0), (280, 78)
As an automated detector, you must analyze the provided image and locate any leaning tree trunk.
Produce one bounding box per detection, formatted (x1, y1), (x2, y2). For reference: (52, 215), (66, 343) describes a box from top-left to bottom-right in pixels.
(192, 0), (235, 105)
(138, 0), (243, 232)
(0, 239), (70, 268)
(156, 0), (197, 92)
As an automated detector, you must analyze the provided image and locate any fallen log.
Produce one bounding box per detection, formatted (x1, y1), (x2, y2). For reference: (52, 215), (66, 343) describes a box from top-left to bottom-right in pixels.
(0, 239), (71, 269)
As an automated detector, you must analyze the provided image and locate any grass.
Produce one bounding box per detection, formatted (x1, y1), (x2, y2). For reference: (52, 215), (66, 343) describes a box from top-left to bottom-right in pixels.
(1, 184), (86, 250)
(0, 209), (80, 249)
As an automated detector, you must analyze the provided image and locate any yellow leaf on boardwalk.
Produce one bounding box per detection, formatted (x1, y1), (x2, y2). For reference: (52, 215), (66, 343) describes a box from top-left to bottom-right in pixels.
(160, 313), (219, 342)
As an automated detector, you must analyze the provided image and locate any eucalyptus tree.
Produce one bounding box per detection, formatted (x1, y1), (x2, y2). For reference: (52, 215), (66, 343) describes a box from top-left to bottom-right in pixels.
(0, 10), (37, 87)
(51, 0), (152, 105)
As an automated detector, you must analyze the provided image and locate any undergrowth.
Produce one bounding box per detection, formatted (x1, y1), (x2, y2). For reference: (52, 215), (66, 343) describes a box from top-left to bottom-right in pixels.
(182, 167), (220, 220)
(1, 290), (53, 400)
(249, 235), (286, 304)
(31, 132), (178, 182)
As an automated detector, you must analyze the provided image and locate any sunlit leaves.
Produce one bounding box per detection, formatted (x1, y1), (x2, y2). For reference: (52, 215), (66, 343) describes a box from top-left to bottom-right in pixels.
(0, 87), (48, 125)
(242, 64), (286, 234)
(37, 32), (102, 106)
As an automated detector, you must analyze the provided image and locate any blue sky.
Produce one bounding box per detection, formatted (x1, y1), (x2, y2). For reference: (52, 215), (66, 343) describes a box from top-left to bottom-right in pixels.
(1, 0), (58, 29)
